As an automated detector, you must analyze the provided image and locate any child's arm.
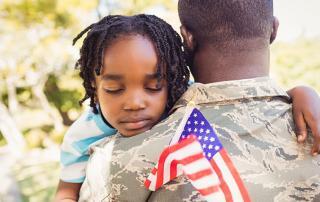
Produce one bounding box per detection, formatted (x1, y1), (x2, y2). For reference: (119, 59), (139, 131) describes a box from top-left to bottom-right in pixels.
(287, 86), (320, 155)
(54, 181), (81, 202)
(55, 108), (117, 201)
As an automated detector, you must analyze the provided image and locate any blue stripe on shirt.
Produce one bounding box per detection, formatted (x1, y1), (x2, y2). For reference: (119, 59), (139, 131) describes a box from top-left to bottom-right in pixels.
(61, 151), (89, 166)
(71, 134), (108, 155)
(92, 109), (116, 135)
(63, 176), (86, 183)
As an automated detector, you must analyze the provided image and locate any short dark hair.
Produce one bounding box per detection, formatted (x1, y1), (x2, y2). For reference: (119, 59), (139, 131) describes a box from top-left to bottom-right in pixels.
(178, 0), (274, 46)
(73, 14), (190, 114)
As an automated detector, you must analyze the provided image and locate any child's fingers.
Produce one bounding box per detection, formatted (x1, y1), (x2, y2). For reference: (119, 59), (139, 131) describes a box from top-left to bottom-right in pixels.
(292, 108), (307, 143)
(310, 123), (320, 156)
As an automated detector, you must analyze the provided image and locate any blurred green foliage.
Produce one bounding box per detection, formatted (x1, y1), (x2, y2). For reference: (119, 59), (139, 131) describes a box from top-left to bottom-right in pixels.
(1, 0), (98, 27)
(45, 73), (83, 125)
(14, 158), (60, 202)
(271, 38), (320, 93)
(112, 0), (176, 15)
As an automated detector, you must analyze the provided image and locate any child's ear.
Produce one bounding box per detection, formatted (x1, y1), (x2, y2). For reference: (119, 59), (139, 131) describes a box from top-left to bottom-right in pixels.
(91, 80), (97, 89)
(91, 81), (98, 101)
(180, 25), (196, 51)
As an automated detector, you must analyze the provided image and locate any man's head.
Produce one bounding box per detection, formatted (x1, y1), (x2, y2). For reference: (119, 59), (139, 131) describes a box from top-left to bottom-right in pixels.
(178, 0), (277, 49)
(178, 0), (279, 83)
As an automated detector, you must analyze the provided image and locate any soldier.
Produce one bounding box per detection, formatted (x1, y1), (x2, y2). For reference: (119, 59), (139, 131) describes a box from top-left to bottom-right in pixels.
(79, 0), (320, 201)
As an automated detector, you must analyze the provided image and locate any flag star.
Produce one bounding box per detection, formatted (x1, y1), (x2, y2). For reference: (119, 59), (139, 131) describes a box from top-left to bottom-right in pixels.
(194, 121), (198, 125)
(194, 128), (198, 132)
(204, 136), (209, 141)
(203, 144), (207, 148)
(187, 121), (191, 125)
(193, 113), (198, 117)
(201, 121), (205, 126)
(208, 144), (213, 149)
(215, 146), (220, 151)
(210, 137), (215, 142)
(206, 129), (211, 134)
(198, 136), (203, 140)
(199, 128), (204, 133)
(188, 128), (192, 132)
(207, 153), (212, 158)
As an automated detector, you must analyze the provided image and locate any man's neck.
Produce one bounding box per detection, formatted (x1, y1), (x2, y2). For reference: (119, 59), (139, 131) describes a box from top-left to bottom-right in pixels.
(192, 43), (270, 84)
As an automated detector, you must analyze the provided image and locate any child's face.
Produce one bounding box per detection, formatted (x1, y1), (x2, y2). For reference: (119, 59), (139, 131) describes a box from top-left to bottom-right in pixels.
(95, 35), (168, 137)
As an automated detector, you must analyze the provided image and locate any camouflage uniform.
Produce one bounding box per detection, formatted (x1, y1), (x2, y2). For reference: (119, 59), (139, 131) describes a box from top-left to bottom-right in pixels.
(79, 77), (320, 202)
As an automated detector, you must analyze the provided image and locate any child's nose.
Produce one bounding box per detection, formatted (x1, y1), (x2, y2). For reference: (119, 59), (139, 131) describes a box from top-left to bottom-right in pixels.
(123, 93), (147, 111)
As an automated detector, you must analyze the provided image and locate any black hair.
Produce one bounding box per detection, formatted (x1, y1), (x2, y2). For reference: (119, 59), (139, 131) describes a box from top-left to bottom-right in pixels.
(73, 14), (190, 115)
(178, 0), (274, 46)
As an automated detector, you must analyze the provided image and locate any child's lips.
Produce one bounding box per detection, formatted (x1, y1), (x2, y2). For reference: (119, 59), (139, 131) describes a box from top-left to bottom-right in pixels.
(121, 119), (150, 130)
(119, 117), (152, 131)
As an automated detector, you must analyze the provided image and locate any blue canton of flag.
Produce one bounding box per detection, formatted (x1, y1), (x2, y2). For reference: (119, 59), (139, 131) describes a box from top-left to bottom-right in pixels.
(179, 108), (223, 161)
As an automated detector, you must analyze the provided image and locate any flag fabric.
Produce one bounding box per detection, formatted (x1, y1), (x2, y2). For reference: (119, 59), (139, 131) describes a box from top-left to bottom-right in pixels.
(144, 135), (226, 201)
(145, 107), (250, 202)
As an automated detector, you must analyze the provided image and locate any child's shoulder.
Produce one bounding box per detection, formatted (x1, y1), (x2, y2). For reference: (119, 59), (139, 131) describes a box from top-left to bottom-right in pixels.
(64, 108), (115, 141)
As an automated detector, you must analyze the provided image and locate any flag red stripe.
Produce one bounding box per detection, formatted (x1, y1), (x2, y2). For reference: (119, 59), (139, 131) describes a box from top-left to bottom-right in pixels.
(144, 179), (151, 189)
(170, 159), (178, 180)
(179, 153), (204, 165)
(210, 159), (233, 202)
(198, 185), (220, 196)
(156, 137), (197, 189)
(220, 149), (251, 202)
(151, 168), (157, 175)
(186, 168), (212, 181)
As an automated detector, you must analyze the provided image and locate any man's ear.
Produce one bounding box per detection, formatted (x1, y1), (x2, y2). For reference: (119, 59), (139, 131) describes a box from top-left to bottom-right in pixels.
(180, 25), (196, 51)
(270, 16), (279, 44)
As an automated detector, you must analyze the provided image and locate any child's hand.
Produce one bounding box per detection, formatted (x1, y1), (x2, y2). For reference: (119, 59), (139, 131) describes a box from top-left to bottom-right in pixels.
(288, 86), (320, 155)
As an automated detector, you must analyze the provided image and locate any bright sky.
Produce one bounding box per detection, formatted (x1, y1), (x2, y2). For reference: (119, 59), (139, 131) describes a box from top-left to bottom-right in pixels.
(274, 0), (320, 41)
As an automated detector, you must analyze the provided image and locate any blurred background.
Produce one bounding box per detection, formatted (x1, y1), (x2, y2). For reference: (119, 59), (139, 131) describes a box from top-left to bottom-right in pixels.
(0, 0), (319, 201)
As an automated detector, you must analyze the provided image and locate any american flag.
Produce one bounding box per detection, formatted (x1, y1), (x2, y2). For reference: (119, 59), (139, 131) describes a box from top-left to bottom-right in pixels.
(145, 107), (250, 202)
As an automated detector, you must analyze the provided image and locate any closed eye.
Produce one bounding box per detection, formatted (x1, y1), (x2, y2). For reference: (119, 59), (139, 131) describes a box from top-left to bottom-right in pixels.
(104, 89), (124, 94)
(146, 87), (163, 92)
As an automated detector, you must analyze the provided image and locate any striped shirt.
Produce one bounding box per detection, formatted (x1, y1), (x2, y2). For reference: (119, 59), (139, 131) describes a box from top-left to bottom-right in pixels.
(60, 108), (116, 183)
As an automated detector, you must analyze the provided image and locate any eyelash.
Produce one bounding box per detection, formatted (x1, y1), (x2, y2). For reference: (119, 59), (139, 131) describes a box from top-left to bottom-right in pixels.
(104, 87), (162, 94)
(146, 87), (163, 92)
(104, 89), (124, 94)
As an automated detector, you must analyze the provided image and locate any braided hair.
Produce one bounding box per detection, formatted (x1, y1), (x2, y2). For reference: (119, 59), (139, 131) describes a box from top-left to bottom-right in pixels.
(73, 14), (190, 115)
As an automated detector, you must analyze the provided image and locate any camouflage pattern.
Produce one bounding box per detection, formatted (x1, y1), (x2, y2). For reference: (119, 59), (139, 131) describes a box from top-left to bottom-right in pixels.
(79, 77), (320, 202)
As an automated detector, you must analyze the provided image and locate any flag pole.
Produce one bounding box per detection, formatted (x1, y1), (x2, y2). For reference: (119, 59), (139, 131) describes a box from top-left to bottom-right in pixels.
(169, 94), (197, 145)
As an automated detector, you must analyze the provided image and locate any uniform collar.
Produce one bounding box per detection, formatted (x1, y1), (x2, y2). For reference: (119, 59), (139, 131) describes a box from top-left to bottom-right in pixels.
(172, 77), (290, 112)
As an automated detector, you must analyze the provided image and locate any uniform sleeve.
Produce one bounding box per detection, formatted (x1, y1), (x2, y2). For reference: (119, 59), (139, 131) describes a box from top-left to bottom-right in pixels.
(59, 109), (116, 183)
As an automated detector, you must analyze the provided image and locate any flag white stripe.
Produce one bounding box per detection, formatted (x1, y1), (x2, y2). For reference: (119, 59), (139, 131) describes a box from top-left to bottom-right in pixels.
(214, 153), (244, 202)
(187, 174), (219, 190)
(176, 164), (183, 176)
(147, 171), (157, 191)
(163, 140), (202, 183)
(205, 191), (226, 202)
(183, 158), (214, 174)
